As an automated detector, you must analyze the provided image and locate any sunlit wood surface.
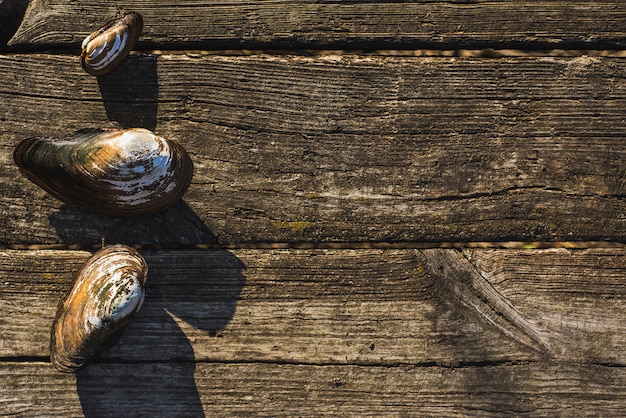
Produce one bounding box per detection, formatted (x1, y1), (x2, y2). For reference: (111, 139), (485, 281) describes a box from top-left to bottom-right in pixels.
(1, 1), (626, 416)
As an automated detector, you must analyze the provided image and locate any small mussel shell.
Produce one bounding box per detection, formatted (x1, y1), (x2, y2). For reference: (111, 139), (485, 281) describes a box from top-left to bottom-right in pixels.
(81, 12), (143, 76)
(51, 245), (148, 372)
(13, 128), (193, 215)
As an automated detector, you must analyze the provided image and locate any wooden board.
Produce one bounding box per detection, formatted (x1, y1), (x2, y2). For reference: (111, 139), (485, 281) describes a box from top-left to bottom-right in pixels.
(3, 247), (626, 415)
(2, 1), (626, 415)
(6, 1), (626, 49)
(2, 54), (626, 244)
(465, 249), (626, 364)
(0, 249), (534, 364)
(3, 361), (626, 416)
(2, 248), (625, 365)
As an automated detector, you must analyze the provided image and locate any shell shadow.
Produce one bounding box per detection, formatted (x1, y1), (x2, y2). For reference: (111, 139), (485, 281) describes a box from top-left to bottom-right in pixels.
(75, 249), (247, 417)
(48, 200), (216, 246)
(97, 54), (158, 131)
(0, 0), (28, 48)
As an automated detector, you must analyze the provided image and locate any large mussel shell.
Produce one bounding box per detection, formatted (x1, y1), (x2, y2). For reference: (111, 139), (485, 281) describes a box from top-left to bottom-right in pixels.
(81, 12), (143, 76)
(13, 128), (193, 216)
(51, 245), (148, 372)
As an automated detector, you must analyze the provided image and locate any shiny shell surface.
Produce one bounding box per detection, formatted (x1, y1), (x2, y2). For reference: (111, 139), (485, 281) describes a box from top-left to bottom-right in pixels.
(13, 128), (194, 215)
(51, 245), (148, 372)
(81, 12), (143, 76)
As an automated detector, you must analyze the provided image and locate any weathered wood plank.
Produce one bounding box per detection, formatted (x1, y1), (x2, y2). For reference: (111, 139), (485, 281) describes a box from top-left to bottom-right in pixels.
(1, 54), (626, 244)
(422, 248), (626, 364)
(2, 249), (626, 365)
(2, 361), (625, 417)
(465, 248), (626, 364)
(0, 249), (535, 365)
(422, 248), (551, 355)
(7, 1), (626, 49)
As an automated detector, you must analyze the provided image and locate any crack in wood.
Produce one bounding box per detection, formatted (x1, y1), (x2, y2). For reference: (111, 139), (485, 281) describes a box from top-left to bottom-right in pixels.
(0, 355), (540, 369)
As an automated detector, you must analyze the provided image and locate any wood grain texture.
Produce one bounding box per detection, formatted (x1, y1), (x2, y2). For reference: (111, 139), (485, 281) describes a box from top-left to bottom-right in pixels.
(422, 249), (551, 355)
(6, 0), (626, 49)
(2, 249), (626, 366)
(0, 249), (535, 364)
(3, 0), (625, 415)
(2, 361), (626, 417)
(465, 248), (626, 364)
(1, 54), (626, 244)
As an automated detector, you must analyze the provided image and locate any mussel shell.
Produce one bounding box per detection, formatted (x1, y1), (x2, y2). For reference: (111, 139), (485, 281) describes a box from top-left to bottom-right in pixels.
(81, 12), (143, 76)
(13, 128), (193, 216)
(51, 245), (148, 372)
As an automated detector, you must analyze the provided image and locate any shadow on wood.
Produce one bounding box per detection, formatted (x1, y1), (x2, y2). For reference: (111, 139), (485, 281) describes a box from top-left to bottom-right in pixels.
(75, 249), (247, 417)
(77, 360), (204, 417)
(0, 0), (28, 47)
(48, 200), (216, 246)
(97, 54), (158, 131)
(422, 249), (532, 413)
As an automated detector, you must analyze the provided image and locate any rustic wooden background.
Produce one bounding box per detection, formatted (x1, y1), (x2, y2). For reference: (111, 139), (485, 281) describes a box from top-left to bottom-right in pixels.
(2, 0), (626, 416)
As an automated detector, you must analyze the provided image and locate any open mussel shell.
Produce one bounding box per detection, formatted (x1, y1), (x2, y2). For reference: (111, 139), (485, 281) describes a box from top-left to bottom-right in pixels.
(51, 245), (148, 373)
(13, 128), (193, 216)
(81, 12), (143, 76)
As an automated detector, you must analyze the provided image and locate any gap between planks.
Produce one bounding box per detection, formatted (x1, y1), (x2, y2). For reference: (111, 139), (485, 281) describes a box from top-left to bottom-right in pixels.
(5, 46), (626, 58)
(0, 241), (624, 251)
